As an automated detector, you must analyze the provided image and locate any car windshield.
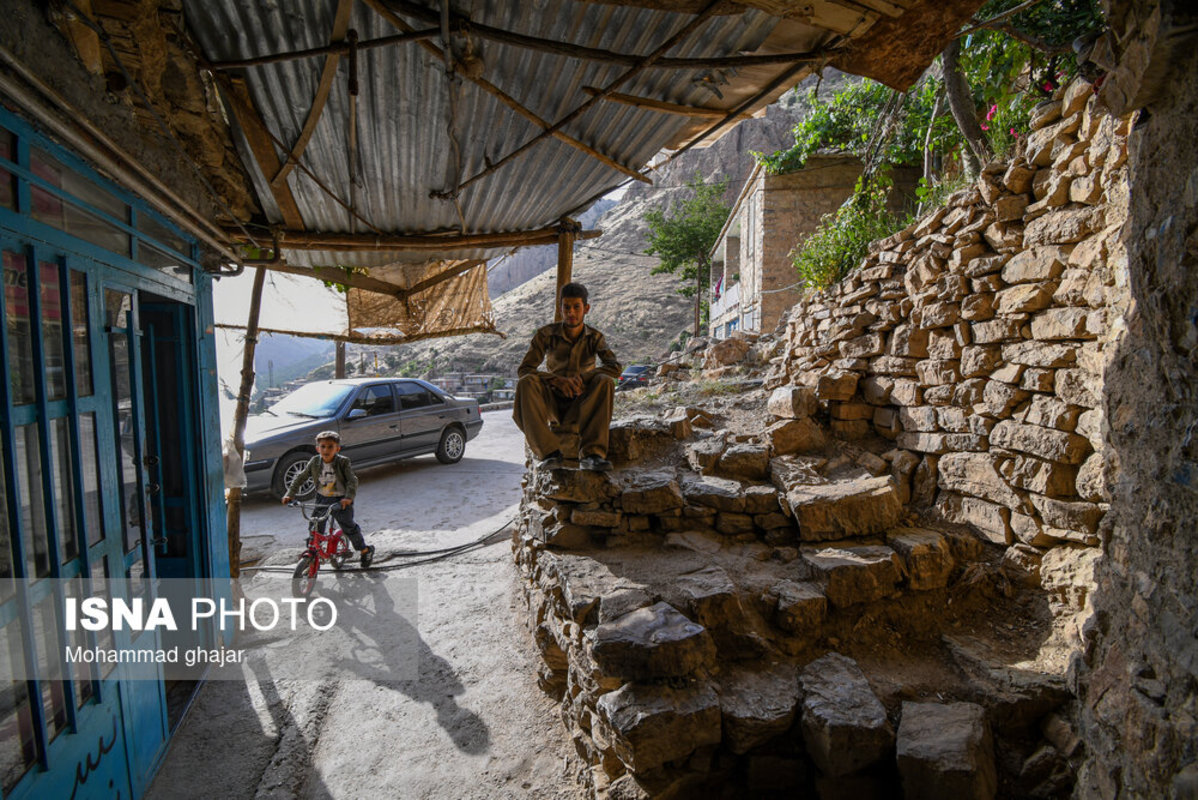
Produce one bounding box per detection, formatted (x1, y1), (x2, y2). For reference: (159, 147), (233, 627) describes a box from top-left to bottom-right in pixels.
(624, 366), (650, 375)
(268, 382), (355, 418)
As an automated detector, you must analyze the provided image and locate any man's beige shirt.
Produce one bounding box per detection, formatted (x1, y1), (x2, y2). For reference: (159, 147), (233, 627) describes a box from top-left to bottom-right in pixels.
(517, 323), (622, 381)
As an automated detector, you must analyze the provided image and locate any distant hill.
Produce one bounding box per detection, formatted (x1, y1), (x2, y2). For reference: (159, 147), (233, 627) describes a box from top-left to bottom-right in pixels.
(253, 334), (332, 391)
(485, 198), (617, 297)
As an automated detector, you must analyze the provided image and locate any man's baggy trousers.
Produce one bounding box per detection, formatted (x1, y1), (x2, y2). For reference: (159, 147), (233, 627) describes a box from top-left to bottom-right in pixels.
(512, 373), (614, 459)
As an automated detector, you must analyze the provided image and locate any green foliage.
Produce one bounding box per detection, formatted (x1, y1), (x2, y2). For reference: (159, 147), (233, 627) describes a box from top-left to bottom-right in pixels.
(643, 175), (731, 299)
(759, 1), (1103, 178)
(914, 172), (971, 210)
(961, 0), (1103, 156)
(791, 174), (908, 291)
(320, 266), (369, 294)
(696, 379), (740, 397)
(756, 79), (960, 175)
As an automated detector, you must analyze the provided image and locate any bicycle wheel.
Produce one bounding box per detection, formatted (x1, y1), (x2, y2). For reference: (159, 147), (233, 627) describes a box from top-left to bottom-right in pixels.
(330, 537), (351, 571)
(291, 554), (318, 597)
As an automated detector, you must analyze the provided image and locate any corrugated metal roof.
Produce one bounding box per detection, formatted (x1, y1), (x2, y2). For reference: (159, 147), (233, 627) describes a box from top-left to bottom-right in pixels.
(184, 0), (839, 267)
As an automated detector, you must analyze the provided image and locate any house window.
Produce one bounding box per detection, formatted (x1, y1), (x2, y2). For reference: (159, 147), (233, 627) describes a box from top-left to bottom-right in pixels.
(4, 250), (35, 406)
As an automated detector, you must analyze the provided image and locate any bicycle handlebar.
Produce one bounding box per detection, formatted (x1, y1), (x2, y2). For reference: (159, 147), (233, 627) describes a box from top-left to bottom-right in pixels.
(288, 501), (335, 522)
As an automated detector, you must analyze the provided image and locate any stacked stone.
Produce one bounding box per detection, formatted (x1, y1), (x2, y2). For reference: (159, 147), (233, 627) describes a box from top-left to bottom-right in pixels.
(764, 78), (1129, 552)
(512, 400), (996, 797)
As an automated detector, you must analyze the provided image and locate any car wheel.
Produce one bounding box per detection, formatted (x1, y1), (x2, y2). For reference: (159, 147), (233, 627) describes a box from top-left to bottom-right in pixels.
(273, 451), (316, 500)
(435, 427), (466, 464)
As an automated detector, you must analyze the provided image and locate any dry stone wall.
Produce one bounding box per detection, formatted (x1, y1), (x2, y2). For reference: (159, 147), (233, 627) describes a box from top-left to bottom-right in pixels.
(764, 77), (1131, 557)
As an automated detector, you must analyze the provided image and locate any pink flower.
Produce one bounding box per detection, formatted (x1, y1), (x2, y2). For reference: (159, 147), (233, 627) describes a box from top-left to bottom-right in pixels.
(980, 123), (990, 130)
(986, 104), (998, 121)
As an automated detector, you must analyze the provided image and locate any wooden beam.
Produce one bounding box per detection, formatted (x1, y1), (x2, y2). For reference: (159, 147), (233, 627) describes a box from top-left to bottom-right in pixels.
(381, 0), (830, 70)
(255, 261), (406, 296)
(227, 265), (268, 579)
(361, 0), (650, 184)
(209, 28), (440, 70)
(453, 0), (727, 194)
(225, 226), (603, 252)
(271, 0), (354, 189)
(663, 59), (820, 164)
(222, 76), (305, 229)
(400, 259), (486, 297)
(581, 86), (752, 119)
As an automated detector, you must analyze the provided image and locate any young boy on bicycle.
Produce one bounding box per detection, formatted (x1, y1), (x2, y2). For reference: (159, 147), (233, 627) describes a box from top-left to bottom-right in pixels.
(282, 430), (375, 568)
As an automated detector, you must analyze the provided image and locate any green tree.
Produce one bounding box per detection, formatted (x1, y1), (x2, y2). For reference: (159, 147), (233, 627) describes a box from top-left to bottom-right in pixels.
(643, 175), (730, 337)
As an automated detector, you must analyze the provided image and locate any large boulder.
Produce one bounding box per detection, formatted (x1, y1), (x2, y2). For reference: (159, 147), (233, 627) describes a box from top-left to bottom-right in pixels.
(716, 444), (771, 480)
(619, 471), (685, 514)
(766, 418), (827, 455)
(704, 337), (751, 368)
(767, 386), (818, 419)
(887, 528), (956, 590)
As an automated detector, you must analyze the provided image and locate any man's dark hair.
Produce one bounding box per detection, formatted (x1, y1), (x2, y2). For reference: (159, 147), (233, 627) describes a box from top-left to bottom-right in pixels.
(561, 282), (589, 304)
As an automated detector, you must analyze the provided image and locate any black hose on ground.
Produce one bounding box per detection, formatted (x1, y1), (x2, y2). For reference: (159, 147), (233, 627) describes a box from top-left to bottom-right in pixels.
(238, 518), (514, 574)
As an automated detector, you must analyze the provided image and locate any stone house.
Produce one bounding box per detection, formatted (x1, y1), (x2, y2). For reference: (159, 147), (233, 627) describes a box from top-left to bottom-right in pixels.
(709, 156), (918, 339)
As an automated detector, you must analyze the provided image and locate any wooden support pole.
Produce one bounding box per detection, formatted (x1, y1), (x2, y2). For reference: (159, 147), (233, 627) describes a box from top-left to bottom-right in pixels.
(581, 86), (752, 120)
(226, 265), (267, 580)
(224, 226), (601, 252)
(554, 221), (576, 323)
(209, 27), (439, 70)
(382, 0), (828, 70)
(335, 341), (346, 378)
(361, 0), (650, 184)
(270, 0), (355, 189)
(452, 0), (726, 194)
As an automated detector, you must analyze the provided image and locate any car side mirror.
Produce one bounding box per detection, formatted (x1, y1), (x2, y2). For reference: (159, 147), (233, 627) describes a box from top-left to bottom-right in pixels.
(346, 408), (367, 420)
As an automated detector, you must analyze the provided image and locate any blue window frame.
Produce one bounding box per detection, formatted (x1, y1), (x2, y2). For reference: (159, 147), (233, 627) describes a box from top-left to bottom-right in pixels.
(0, 106), (208, 800)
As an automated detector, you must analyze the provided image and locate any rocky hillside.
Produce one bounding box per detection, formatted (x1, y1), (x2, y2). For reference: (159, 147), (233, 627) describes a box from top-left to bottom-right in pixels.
(486, 198), (617, 297)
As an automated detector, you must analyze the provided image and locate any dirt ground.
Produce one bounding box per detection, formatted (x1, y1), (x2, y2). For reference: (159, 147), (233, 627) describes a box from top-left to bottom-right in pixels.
(147, 411), (586, 800)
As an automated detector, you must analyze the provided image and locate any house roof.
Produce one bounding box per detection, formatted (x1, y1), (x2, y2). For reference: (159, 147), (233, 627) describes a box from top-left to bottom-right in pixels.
(182, 0), (984, 265)
(38, 0), (988, 341)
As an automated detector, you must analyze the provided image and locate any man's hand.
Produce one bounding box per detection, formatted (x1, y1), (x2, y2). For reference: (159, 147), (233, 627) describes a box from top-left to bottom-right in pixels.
(340, 498), (353, 509)
(282, 496), (292, 505)
(549, 375), (584, 398)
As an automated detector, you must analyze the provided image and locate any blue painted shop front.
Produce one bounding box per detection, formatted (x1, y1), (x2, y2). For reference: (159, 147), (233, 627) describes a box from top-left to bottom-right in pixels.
(0, 107), (230, 798)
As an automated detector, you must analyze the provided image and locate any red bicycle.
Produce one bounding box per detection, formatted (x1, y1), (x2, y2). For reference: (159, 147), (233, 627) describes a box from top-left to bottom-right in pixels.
(290, 502), (353, 597)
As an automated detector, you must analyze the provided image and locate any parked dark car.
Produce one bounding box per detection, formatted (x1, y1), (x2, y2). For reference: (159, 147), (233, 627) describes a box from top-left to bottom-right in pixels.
(616, 364), (654, 391)
(243, 378), (483, 499)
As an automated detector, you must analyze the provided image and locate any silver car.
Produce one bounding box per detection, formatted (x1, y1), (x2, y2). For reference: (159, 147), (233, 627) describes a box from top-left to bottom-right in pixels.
(243, 378), (484, 499)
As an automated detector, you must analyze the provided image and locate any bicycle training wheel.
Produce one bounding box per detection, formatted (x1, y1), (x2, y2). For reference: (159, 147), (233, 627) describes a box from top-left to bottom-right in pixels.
(291, 554), (318, 597)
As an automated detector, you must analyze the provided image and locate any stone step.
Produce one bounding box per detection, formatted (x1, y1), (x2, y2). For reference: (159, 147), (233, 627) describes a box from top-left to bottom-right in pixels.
(897, 701), (997, 800)
(801, 542), (904, 607)
(594, 682), (722, 774)
(799, 652), (895, 778)
(717, 662), (801, 755)
(772, 463), (904, 540)
(590, 601), (716, 680)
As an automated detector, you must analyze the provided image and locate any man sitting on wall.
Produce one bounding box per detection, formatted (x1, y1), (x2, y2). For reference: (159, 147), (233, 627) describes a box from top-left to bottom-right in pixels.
(513, 282), (622, 471)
